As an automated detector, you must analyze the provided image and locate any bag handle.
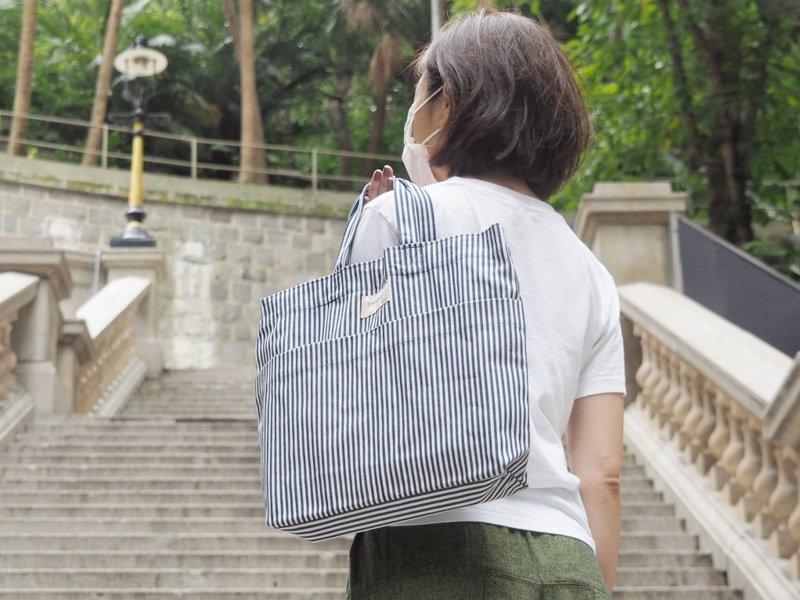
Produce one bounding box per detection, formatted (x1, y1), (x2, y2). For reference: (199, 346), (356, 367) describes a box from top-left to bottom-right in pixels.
(333, 178), (436, 270)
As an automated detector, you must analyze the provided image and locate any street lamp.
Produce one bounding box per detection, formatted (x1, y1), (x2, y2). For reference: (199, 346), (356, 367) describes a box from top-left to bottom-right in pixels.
(110, 35), (168, 248)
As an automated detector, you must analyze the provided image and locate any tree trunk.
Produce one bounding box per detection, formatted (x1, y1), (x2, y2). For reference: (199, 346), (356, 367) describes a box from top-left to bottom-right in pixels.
(83, 0), (126, 166)
(362, 82), (389, 177)
(8, 0), (38, 157)
(706, 143), (753, 246)
(221, 0), (241, 62)
(362, 32), (399, 177)
(237, 0), (267, 184)
(328, 37), (357, 187)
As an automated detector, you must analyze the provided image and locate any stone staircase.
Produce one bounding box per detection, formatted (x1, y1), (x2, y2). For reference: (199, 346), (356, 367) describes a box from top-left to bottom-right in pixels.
(0, 369), (742, 599)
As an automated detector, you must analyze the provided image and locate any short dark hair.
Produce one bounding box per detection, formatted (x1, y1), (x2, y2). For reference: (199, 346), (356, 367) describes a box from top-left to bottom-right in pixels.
(421, 10), (592, 199)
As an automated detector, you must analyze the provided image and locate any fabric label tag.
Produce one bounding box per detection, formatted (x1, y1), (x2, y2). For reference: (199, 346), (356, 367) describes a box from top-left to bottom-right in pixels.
(361, 280), (391, 318)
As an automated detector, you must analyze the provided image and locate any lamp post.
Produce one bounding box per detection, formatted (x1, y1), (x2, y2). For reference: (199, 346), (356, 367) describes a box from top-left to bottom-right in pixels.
(431, 0), (442, 38)
(110, 36), (167, 248)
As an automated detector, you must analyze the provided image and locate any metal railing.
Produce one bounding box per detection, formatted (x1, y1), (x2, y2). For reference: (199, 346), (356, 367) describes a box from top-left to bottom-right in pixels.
(0, 109), (400, 192)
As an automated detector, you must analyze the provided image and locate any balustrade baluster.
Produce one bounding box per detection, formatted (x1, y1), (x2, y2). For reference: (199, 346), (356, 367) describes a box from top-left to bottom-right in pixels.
(719, 404), (745, 500)
(693, 379), (717, 473)
(788, 460), (800, 579)
(659, 353), (681, 432)
(734, 417), (763, 522)
(680, 365), (703, 454)
(634, 327), (653, 412)
(707, 391), (731, 487)
(671, 361), (693, 444)
(767, 447), (799, 558)
(648, 344), (671, 423)
(641, 335), (662, 420)
(753, 437), (780, 539)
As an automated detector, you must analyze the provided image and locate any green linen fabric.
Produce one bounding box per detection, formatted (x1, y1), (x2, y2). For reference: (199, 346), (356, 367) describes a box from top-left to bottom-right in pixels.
(346, 522), (610, 600)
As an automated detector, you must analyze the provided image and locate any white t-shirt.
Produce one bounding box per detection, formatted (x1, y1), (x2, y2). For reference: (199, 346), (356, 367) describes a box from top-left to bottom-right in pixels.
(349, 176), (626, 551)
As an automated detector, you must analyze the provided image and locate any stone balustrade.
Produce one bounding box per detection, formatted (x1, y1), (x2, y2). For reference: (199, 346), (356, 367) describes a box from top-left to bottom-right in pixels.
(0, 271), (40, 445)
(620, 282), (800, 597)
(0, 272), (39, 404)
(74, 276), (151, 415)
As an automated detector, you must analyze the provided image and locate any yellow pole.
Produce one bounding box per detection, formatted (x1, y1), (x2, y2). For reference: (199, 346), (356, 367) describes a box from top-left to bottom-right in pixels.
(110, 115), (155, 246)
(128, 119), (144, 210)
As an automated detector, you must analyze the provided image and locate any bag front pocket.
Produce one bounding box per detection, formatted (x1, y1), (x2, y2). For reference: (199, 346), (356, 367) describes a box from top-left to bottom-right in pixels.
(258, 297), (529, 531)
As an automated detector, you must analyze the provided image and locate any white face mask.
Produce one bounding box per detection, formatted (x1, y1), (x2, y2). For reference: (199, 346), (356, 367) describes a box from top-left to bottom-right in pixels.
(402, 86), (443, 186)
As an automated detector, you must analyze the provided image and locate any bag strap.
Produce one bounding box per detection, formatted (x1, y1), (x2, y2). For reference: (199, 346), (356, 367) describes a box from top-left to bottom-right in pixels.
(393, 178), (437, 246)
(333, 183), (370, 271)
(333, 178), (436, 271)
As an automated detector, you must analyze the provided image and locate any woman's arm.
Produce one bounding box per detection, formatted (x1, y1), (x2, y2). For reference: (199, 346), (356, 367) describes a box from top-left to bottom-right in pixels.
(565, 392), (625, 593)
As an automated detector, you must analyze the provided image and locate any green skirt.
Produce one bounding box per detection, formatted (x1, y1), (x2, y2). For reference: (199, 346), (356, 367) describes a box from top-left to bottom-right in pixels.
(346, 522), (610, 600)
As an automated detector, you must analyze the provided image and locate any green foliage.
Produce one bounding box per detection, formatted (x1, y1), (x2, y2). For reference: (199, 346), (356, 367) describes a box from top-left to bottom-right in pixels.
(559, 0), (799, 277)
(2, 0), (799, 276)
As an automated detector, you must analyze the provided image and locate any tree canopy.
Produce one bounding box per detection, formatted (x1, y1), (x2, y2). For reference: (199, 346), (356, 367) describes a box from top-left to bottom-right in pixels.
(1, 0), (798, 277)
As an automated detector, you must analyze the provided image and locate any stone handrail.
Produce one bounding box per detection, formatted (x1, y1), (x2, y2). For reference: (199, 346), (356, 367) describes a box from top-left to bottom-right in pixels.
(619, 282), (800, 596)
(0, 272), (39, 403)
(74, 276), (151, 414)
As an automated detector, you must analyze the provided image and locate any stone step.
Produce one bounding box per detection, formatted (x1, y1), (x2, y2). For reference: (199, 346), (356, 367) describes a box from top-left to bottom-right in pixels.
(618, 568), (727, 587)
(0, 566), (730, 589)
(622, 489), (664, 502)
(0, 590), (745, 600)
(0, 516), (684, 535)
(619, 533), (698, 551)
(0, 452), (260, 465)
(0, 490), (266, 503)
(0, 550), (349, 570)
(15, 428), (253, 437)
(0, 590), (342, 599)
(9, 443), (258, 453)
(0, 464), (263, 478)
(0, 504), (677, 525)
(0, 568), (348, 589)
(0, 549), (713, 570)
(4, 451), (645, 469)
(618, 550), (712, 568)
(613, 588), (742, 599)
(0, 488), (663, 505)
(124, 404), (251, 409)
(0, 533), (352, 552)
(0, 477), (264, 490)
(0, 462), (649, 478)
(116, 411), (254, 419)
(16, 428), (255, 439)
(0, 529), (701, 553)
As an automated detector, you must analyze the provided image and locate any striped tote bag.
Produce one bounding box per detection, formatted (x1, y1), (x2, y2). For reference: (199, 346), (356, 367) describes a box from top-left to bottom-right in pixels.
(255, 178), (529, 541)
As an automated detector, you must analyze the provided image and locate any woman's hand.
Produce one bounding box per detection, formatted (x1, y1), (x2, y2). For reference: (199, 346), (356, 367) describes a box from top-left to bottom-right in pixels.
(365, 165), (394, 203)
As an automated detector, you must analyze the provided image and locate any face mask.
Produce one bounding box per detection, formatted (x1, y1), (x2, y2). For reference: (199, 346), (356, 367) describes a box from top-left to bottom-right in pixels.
(402, 86), (443, 186)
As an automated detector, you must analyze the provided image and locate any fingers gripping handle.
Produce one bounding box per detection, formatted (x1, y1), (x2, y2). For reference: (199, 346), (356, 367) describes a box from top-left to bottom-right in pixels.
(333, 178), (437, 271)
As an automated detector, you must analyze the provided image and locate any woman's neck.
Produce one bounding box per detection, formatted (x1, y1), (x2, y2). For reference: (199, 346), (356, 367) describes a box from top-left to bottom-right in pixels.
(433, 167), (538, 199)
(465, 172), (537, 198)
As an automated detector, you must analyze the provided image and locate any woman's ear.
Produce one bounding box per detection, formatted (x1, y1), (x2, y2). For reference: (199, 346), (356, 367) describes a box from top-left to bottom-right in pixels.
(433, 87), (451, 128)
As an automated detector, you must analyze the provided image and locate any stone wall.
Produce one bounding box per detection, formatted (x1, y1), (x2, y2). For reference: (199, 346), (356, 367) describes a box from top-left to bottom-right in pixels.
(0, 180), (347, 369)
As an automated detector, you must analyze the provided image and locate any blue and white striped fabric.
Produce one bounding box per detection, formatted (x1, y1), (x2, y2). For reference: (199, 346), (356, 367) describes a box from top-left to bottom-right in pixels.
(255, 178), (529, 541)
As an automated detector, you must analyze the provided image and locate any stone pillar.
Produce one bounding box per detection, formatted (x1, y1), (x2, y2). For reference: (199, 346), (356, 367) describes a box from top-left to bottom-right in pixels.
(102, 249), (166, 377)
(574, 182), (687, 405)
(12, 280), (62, 413)
(573, 182), (687, 286)
(2, 251), (73, 414)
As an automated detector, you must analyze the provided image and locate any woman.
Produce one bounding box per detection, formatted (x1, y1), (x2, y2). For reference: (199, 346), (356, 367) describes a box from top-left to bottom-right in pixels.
(347, 10), (624, 600)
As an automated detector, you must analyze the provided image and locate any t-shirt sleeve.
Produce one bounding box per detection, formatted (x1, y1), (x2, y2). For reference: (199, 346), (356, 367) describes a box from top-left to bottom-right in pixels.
(348, 197), (400, 264)
(574, 267), (626, 399)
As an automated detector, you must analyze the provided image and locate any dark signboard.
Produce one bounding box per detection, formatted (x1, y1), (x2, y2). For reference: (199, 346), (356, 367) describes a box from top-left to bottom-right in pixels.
(677, 216), (800, 357)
